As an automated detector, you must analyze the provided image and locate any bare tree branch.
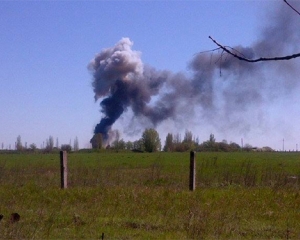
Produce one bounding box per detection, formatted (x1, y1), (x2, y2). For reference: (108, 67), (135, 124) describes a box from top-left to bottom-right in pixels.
(207, 1), (300, 63)
(209, 36), (300, 63)
(284, 0), (300, 16)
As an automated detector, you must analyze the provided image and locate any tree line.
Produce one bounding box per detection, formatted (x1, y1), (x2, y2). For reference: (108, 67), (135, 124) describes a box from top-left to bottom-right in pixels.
(3, 129), (272, 154)
(90, 129), (269, 153)
(1, 135), (79, 153)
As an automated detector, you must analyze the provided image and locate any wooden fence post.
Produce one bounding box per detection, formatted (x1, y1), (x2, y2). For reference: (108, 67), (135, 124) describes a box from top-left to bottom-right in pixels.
(60, 151), (68, 189)
(189, 151), (196, 191)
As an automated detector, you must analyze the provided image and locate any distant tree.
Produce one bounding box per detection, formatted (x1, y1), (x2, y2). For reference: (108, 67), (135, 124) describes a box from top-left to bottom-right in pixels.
(207, 133), (216, 150)
(119, 139), (126, 150)
(29, 143), (37, 152)
(262, 146), (273, 152)
(209, 134), (216, 143)
(182, 130), (195, 151)
(173, 133), (181, 144)
(194, 136), (200, 145)
(111, 131), (126, 150)
(217, 142), (230, 152)
(115, 130), (120, 142)
(61, 144), (72, 153)
(142, 128), (161, 152)
(1, 142), (3, 150)
(229, 142), (241, 151)
(73, 136), (79, 151)
(126, 141), (133, 150)
(199, 134), (216, 151)
(56, 138), (59, 149)
(112, 138), (126, 151)
(169, 130), (196, 152)
(244, 143), (253, 152)
(90, 133), (103, 149)
(183, 130), (193, 143)
(48, 136), (53, 150)
(174, 144), (186, 152)
(173, 133), (186, 152)
(16, 135), (23, 151)
(163, 133), (174, 152)
(45, 136), (54, 152)
(133, 139), (144, 152)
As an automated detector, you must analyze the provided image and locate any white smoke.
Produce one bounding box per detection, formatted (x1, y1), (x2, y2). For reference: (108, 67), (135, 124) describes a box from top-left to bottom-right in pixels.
(88, 37), (143, 100)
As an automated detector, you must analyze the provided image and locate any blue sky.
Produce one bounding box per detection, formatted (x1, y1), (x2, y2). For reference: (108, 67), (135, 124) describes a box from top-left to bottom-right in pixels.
(1, 0), (299, 150)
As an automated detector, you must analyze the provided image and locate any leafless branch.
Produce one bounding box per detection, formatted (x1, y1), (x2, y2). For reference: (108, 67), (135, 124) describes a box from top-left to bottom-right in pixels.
(284, 0), (300, 16)
(207, 1), (300, 63)
(209, 36), (300, 62)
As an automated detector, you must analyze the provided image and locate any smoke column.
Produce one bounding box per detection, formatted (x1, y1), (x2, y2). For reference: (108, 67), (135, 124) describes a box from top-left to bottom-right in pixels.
(88, 2), (300, 142)
(88, 38), (174, 141)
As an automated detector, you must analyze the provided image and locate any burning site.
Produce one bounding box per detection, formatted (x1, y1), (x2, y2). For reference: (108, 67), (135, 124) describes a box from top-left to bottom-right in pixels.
(88, 2), (300, 148)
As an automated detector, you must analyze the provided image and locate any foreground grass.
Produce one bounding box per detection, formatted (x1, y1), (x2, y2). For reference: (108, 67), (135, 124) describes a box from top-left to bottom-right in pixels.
(1, 185), (300, 239)
(0, 151), (300, 239)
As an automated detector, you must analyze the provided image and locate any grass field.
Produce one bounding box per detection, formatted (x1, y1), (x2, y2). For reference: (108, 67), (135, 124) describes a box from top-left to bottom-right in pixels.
(0, 151), (300, 239)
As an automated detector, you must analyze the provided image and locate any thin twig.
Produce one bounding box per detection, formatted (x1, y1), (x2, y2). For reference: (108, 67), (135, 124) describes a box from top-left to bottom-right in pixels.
(197, 48), (221, 55)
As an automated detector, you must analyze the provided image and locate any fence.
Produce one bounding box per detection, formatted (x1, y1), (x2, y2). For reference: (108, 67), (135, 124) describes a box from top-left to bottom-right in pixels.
(59, 150), (197, 191)
(0, 151), (298, 189)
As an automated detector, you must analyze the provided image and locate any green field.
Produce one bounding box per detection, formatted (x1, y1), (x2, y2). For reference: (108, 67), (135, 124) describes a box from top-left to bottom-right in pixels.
(1, 151), (300, 239)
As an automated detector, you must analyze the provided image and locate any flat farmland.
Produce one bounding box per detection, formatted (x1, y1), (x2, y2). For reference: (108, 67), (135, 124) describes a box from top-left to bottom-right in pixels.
(0, 151), (300, 239)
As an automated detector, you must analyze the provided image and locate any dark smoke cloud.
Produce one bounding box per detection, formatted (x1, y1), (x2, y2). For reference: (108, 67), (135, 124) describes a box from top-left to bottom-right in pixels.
(89, 2), (300, 141)
(88, 38), (174, 140)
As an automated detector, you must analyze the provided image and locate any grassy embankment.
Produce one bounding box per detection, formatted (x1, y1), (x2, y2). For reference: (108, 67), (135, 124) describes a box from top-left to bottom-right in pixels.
(0, 151), (300, 239)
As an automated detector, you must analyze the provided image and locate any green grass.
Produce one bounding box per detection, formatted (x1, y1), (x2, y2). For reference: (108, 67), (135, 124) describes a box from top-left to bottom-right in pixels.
(0, 151), (300, 239)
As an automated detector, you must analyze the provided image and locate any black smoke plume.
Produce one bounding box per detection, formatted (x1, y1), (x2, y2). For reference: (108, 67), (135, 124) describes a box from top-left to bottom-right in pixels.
(88, 38), (174, 141)
(89, 2), (300, 142)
